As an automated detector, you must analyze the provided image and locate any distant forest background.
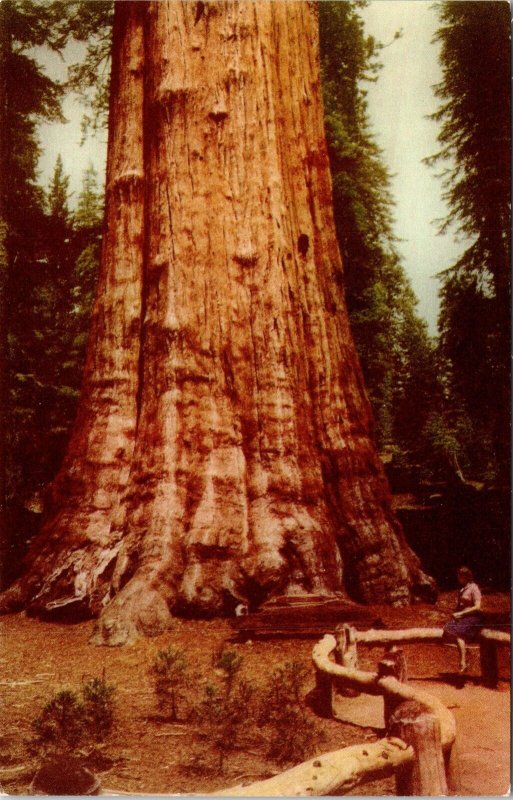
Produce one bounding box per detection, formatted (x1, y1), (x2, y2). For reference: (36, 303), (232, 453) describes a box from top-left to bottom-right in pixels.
(1, 0), (510, 591)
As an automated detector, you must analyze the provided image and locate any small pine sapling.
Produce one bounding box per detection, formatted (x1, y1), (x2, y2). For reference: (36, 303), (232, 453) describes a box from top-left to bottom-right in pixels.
(195, 668), (255, 774)
(212, 648), (243, 698)
(258, 660), (324, 765)
(81, 676), (116, 745)
(196, 684), (235, 773)
(261, 660), (309, 709)
(32, 689), (86, 756)
(150, 647), (188, 721)
(266, 705), (318, 764)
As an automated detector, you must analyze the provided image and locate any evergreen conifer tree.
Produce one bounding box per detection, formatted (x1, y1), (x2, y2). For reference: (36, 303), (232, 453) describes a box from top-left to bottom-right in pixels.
(427, 0), (511, 481)
(47, 154), (70, 222)
(0, 0), (64, 586)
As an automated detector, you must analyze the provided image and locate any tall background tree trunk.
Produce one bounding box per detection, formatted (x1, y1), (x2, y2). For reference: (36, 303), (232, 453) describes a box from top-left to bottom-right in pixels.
(1, 1), (433, 644)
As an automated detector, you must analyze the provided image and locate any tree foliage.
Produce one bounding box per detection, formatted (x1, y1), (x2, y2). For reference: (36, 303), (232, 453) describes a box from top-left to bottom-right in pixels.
(427, 1), (511, 481)
(257, 660), (324, 765)
(58, 1), (114, 136)
(319, 1), (438, 457)
(150, 646), (189, 721)
(1, 0), (66, 584)
(32, 676), (116, 756)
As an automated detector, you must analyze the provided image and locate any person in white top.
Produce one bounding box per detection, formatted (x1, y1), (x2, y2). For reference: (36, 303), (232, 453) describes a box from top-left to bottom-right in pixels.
(443, 566), (484, 672)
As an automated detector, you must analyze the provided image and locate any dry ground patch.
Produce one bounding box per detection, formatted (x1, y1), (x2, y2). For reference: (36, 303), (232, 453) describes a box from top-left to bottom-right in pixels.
(0, 592), (509, 795)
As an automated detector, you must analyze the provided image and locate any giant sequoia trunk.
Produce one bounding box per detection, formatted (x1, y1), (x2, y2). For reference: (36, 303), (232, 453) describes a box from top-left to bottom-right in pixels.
(0, 7), (10, 590)
(1, 1), (433, 644)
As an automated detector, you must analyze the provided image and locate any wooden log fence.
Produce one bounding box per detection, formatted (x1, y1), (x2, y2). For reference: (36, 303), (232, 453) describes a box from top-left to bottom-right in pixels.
(312, 632), (457, 749)
(103, 624), (509, 797)
(352, 625), (510, 688)
(312, 630), (457, 795)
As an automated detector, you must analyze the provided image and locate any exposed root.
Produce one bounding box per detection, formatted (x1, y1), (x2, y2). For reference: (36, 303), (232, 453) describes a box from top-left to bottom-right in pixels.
(90, 578), (174, 646)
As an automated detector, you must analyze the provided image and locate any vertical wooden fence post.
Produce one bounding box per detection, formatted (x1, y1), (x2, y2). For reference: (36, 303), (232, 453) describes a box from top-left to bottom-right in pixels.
(314, 666), (333, 718)
(480, 638), (499, 688)
(378, 647), (407, 726)
(334, 624), (359, 697)
(444, 737), (461, 794)
(389, 700), (449, 796)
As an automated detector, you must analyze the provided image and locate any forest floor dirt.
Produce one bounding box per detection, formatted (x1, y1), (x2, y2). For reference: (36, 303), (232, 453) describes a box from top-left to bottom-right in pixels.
(0, 591), (509, 796)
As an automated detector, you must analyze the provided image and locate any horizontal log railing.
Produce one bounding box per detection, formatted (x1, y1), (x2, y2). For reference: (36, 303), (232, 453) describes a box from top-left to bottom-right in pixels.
(104, 739), (415, 797)
(355, 626), (510, 645)
(352, 625), (510, 688)
(216, 738), (413, 796)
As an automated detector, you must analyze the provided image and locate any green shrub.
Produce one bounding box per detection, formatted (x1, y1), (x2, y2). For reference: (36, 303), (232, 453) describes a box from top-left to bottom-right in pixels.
(32, 677), (116, 757)
(258, 660), (309, 719)
(150, 647), (188, 721)
(33, 689), (85, 754)
(266, 705), (319, 765)
(82, 677), (116, 742)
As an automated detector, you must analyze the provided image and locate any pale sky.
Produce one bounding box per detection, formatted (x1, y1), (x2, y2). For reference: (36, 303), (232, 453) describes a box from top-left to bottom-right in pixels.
(361, 0), (470, 334)
(37, 43), (108, 201)
(37, 0), (469, 336)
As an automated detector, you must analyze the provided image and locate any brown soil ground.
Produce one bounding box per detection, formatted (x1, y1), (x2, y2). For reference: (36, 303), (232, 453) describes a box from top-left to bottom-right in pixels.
(0, 591), (509, 796)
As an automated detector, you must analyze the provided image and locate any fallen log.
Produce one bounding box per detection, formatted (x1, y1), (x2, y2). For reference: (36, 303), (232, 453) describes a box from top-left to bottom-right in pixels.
(231, 596), (375, 640)
(103, 740), (413, 797)
(216, 738), (413, 796)
(0, 764), (33, 781)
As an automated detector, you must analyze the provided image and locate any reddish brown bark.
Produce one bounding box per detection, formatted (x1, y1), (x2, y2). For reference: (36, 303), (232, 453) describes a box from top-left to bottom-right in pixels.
(0, 5), (11, 590)
(0, 1), (433, 644)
